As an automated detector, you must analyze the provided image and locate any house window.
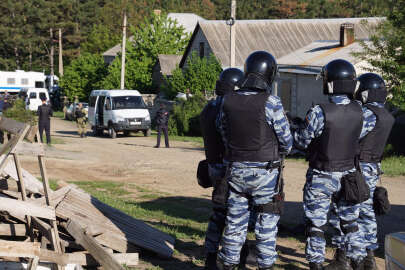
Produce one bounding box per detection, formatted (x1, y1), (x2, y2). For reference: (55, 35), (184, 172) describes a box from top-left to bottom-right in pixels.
(199, 42), (205, 58)
(7, 78), (15, 85)
(21, 78), (29, 85)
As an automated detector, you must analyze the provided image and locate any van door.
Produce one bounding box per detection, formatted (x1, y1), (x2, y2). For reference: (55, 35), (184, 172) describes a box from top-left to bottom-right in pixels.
(104, 96), (113, 127)
(96, 96), (105, 127)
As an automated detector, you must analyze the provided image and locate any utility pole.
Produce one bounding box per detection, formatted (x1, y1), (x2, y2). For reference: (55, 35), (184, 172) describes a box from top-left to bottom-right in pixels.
(120, 12), (127, 90)
(49, 28), (54, 87)
(230, 0), (236, 67)
(58, 28), (63, 77)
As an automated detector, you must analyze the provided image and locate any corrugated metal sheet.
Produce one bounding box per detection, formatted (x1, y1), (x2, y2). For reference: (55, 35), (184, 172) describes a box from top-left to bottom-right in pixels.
(167, 13), (205, 33)
(278, 40), (367, 66)
(191, 17), (382, 67)
(158, 54), (182, 75)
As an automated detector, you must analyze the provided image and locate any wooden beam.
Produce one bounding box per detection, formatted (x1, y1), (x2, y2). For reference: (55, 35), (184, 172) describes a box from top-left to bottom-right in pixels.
(0, 224), (27, 236)
(32, 217), (53, 243)
(14, 142), (45, 156)
(38, 249), (138, 267)
(65, 219), (125, 270)
(0, 240), (40, 258)
(0, 117), (27, 135)
(4, 159), (44, 195)
(0, 197), (56, 220)
(0, 178), (19, 192)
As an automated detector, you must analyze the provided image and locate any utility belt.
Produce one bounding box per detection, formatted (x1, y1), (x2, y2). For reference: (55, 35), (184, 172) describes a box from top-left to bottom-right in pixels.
(212, 159), (285, 215)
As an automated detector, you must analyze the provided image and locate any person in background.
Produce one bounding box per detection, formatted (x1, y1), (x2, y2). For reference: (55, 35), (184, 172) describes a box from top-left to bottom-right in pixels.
(63, 96), (69, 119)
(37, 96), (53, 145)
(154, 103), (170, 148)
(75, 103), (87, 138)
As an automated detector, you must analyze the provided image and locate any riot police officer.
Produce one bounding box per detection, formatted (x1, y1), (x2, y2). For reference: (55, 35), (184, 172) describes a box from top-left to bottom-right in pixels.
(330, 73), (394, 270)
(217, 51), (292, 270)
(294, 59), (373, 270)
(75, 103), (87, 138)
(200, 68), (244, 270)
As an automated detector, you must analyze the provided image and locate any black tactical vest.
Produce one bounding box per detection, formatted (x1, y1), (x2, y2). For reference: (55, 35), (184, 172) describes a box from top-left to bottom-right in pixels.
(223, 91), (279, 162)
(359, 105), (395, 163)
(200, 99), (225, 164)
(308, 102), (363, 172)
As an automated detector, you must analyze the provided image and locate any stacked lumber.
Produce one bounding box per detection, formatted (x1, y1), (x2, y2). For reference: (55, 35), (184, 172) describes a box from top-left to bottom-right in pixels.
(0, 117), (175, 269)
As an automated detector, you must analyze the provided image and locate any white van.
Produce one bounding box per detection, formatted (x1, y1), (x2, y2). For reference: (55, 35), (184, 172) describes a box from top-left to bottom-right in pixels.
(19, 88), (50, 111)
(88, 90), (151, 138)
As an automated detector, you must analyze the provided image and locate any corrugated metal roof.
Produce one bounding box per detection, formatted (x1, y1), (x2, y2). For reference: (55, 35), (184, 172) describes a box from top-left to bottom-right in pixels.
(181, 17), (383, 67)
(278, 40), (367, 66)
(158, 54), (182, 75)
(167, 13), (205, 33)
(103, 36), (134, 57)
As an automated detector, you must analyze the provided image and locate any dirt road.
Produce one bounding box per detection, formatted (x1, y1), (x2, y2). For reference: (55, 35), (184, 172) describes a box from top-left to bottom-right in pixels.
(20, 117), (405, 268)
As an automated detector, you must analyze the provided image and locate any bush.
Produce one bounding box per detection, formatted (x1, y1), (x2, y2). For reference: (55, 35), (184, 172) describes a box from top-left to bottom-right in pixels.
(3, 99), (37, 125)
(168, 95), (207, 136)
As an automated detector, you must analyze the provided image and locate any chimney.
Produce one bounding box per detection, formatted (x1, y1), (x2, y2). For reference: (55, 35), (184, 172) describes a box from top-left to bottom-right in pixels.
(340, 23), (355, 47)
(154, 9), (161, 16)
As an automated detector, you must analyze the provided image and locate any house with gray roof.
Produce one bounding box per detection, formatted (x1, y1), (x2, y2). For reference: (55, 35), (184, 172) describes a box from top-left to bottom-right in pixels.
(180, 17), (382, 118)
(152, 54), (183, 91)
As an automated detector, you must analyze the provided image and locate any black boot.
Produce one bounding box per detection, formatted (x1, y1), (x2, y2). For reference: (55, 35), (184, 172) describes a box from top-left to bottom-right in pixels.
(309, 262), (323, 270)
(364, 249), (377, 270)
(324, 249), (353, 270)
(351, 259), (365, 270)
(205, 252), (218, 270)
(216, 258), (238, 270)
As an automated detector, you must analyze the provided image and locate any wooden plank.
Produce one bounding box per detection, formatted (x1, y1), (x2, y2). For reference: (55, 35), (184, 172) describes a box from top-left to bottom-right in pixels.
(0, 197), (56, 220)
(0, 178), (19, 192)
(32, 217), (53, 244)
(55, 187), (174, 257)
(4, 158), (44, 195)
(13, 153), (32, 230)
(0, 117), (27, 135)
(38, 249), (138, 267)
(14, 142), (45, 156)
(27, 256), (39, 270)
(0, 224), (27, 236)
(65, 219), (125, 270)
(0, 240), (40, 258)
(25, 125), (39, 143)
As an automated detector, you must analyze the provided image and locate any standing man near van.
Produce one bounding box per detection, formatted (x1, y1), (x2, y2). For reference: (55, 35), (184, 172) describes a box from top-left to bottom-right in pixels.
(75, 103), (87, 138)
(38, 96), (53, 145)
(154, 103), (170, 148)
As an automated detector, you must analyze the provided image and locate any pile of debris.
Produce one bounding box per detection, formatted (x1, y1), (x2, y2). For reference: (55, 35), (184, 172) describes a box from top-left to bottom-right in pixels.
(0, 117), (175, 269)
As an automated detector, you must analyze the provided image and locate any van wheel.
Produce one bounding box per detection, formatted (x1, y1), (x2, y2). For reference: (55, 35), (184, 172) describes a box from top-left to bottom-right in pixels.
(108, 125), (117, 139)
(143, 129), (151, 137)
(123, 130), (130, 137)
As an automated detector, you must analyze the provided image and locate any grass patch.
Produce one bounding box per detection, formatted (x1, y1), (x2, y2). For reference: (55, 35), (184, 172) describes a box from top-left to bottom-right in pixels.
(151, 130), (203, 146)
(381, 155), (405, 177)
(52, 111), (65, 119)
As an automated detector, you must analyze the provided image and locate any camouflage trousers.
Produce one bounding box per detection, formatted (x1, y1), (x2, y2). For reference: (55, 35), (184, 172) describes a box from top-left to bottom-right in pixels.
(330, 162), (380, 253)
(77, 118), (87, 135)
(218, 165), (280, 268)
(303, 168), (365, 264)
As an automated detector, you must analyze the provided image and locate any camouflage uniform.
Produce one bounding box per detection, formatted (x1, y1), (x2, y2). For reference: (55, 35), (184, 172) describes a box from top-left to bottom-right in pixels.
(330, 102), (380, 255)
(63, 97), (69, 119)
(294, 95), (370, 264)
(76, 107), (87, 137)
(217, 92), (292, 268)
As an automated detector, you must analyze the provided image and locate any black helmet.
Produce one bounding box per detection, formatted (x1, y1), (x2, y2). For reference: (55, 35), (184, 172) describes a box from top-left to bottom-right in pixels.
(356, 73), (387, 103)
(320, 59), (357, 95)
(243, 51), (277, 87)
(216, 68), (244, 96)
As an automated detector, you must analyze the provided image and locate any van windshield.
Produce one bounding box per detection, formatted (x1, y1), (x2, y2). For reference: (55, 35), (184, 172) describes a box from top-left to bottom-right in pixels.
(111, 96), (146, 110)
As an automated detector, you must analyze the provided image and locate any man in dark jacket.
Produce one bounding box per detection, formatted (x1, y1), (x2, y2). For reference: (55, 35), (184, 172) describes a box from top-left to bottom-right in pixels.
(154, 103), (170, 148)
(37, 97), (53, 144)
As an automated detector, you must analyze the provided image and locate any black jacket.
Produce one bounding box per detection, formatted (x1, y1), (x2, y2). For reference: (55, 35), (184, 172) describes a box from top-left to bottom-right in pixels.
(37, 104), (53, 123)
(156, 108), (169, 127)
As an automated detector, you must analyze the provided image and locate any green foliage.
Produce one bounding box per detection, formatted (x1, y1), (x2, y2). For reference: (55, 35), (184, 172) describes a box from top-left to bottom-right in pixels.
(168, 95), (207, 136)
(59, 53), (108, 101)
(355, 0), (405, 110)
(81, 24), (121, 55)
(100, 13), (189, 93)
(3, 99), (37, 125)
(164, 52), (222, 99)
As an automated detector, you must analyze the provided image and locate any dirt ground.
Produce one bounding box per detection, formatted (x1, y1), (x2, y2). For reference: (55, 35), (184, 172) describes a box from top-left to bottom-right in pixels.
(20, 117), (405, 269)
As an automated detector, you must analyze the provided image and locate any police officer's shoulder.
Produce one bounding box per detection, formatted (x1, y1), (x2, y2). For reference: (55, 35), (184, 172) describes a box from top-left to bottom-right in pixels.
(267, 94), (282, 105)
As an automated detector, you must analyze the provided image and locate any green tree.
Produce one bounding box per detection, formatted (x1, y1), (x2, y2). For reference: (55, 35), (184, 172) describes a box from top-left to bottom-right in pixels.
(100, 13), (190, 93)
(81, 24), (121, 54)
(164, 52), (222, 99)
(355, 0), (405, 110)
(59, 53), (108, 101)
